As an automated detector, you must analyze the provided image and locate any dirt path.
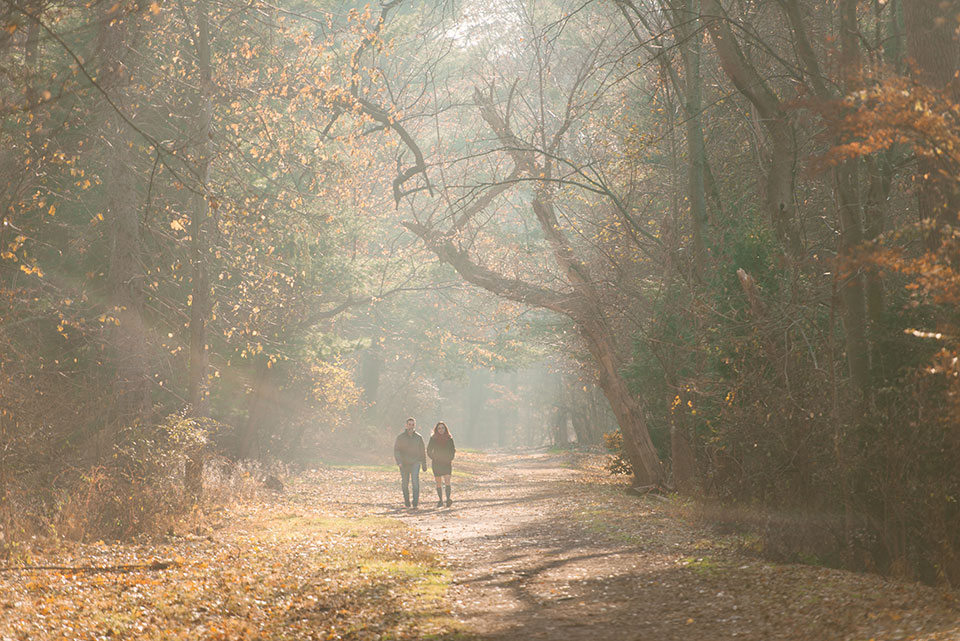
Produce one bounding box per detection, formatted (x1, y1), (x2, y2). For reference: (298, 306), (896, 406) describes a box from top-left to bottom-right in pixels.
(2, 450), (958, 640)
(350, 450), (960, 641)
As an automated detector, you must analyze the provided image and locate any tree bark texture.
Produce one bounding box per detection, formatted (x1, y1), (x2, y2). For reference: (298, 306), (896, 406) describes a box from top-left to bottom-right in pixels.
(575, 315), (664, 486)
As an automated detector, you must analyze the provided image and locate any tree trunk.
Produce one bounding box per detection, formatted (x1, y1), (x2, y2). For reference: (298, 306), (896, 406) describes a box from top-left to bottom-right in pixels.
(835, 162), (869, 395)
(903, 0), (960, 233)
(676, 0), (709, 270)
(670, 419), (698, 494)
(406, 82), (668, 486)
(781, 0), (874, 394)
(359, 347), (382, 413)
(186, 0), (214, 500)
(238, 356), (271, 459)
(96, 5), (150, 429)
(532, 187), (665, 484)
(624, 0), (715, 271)
(106, 137), (151, 423)
(903, 0), (960, 102)
(864, 154), (891, 343)
(701, 0), (802, 258)
(23, 15), (40, 104)
(188, 0), (213, 418)
(576, 314), (664, 486)
(552, 405), (567, 446)
(836, 0), (873, 396)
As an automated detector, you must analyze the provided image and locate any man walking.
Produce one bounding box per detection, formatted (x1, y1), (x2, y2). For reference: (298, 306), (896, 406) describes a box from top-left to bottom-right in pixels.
(394, 417), (427, 508)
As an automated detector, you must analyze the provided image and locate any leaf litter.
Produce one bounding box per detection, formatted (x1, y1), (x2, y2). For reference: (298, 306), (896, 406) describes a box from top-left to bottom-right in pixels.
(1, 449), (958, 640)
(0, 471), (463, 640)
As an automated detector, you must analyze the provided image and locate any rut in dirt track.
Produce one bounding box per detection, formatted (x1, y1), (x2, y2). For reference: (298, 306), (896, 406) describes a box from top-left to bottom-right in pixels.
(371, 450), (960, 641)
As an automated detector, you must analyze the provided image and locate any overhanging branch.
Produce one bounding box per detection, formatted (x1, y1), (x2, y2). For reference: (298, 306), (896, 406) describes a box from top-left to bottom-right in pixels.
(402, 221), (573, 315)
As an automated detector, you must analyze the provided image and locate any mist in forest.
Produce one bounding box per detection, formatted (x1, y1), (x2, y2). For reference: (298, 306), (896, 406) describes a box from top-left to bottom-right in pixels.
(1, 0), (959, 584)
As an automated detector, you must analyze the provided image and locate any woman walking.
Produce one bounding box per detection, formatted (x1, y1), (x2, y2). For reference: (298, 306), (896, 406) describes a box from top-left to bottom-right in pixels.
(427, 421), (456, 507)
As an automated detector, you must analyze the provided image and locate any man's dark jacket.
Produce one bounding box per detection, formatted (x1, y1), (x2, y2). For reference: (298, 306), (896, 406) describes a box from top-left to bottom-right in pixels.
(394, 430), (426, 468)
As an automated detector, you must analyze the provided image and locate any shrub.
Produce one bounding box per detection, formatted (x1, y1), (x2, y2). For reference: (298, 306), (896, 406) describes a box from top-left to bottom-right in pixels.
(602, 430), (633, 475)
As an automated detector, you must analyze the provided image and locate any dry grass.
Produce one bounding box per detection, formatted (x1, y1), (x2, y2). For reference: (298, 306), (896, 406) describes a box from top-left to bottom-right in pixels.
(0, 470), (468, 641)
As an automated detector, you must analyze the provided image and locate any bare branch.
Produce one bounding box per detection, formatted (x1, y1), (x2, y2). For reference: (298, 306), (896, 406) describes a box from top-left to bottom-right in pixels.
(402, 221), (572, 315)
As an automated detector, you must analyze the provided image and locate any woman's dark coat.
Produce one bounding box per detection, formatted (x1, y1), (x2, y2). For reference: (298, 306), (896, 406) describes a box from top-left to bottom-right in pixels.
(427, 435), (455, 477)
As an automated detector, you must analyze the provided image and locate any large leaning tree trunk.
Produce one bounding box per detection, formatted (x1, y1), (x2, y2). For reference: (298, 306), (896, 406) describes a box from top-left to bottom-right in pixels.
(576, 313), (665, 487)
(404, 220), (664, 486)
(404, 86), (665, 488)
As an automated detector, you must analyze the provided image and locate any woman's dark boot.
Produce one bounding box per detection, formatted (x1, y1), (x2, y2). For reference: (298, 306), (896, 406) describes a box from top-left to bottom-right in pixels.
(445, 484), (452, 507)
(436, 486), (444, 507)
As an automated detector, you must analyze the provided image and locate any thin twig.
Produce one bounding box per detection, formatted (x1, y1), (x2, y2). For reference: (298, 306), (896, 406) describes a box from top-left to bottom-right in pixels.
(0, 560), (175, 573)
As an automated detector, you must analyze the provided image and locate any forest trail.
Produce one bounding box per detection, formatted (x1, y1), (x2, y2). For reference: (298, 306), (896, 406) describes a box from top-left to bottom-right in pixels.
(2, 450), (959, 641)
(383, 450), (960, 641)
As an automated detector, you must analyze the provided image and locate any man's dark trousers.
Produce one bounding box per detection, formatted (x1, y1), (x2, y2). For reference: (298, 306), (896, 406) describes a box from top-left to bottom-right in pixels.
(400, 463), (420, 506)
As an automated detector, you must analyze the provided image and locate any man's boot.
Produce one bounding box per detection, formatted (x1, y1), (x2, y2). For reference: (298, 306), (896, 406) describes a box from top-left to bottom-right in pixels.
(445, 484), (452, 507)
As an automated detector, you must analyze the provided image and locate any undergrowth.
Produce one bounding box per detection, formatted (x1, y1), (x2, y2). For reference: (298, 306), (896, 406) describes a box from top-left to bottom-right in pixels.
(0, 472), (468, 641)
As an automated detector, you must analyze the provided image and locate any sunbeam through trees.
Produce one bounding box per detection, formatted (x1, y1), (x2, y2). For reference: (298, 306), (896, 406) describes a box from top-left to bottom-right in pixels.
(1, 0), (959, 637)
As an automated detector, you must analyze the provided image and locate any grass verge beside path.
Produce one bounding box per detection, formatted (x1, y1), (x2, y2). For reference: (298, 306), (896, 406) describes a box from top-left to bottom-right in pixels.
(0, 469), (470, 641)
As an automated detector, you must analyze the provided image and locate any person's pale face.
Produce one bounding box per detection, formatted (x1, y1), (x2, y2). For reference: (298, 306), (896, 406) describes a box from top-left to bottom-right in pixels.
(406, 420), (416, 433)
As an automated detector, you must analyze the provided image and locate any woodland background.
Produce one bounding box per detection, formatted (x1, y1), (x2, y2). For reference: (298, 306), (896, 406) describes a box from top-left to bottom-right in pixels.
(1, 0), (958, 586)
